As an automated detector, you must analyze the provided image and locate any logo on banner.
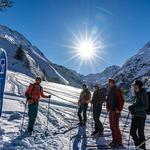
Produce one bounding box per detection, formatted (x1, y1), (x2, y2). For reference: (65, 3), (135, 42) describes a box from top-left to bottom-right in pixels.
(0, 58), (6, 75)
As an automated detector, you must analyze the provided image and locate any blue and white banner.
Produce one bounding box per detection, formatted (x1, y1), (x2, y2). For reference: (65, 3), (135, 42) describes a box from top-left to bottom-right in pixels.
(0, 48), (7, 117)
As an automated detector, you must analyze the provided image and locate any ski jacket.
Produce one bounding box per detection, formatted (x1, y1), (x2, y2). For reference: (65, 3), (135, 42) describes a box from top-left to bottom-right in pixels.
(92, 87), (107, 107)
(106, 85), (124, 112)
(25, 83), (48, 104)
(131, 88), (148, 118)
(79, 89), (91, 104)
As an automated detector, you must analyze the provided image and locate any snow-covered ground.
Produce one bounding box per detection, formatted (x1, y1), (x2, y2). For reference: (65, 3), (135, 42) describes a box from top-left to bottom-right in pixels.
(0, 71), (150, 150)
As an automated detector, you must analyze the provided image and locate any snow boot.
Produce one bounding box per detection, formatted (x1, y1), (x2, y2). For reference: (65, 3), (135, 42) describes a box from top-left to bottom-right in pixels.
(91, 131), (97, 136)
(108, 141), (114, 147)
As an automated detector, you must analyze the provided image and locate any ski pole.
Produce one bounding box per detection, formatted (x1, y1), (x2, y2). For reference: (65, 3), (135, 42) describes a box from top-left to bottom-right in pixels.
(45, 97), (51, 135)
(20, 100), (27, 135)
(69, 104), (79, 150)
(87, 103), (93, 130)
(91, 104), (94, 131)
(127, 131), (131, 149)
(136, 136), (150, 149)
(121, 111), (130, 137)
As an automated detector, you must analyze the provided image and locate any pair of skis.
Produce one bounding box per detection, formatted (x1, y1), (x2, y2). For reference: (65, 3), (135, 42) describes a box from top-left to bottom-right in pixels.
(86, 144), (127, 149)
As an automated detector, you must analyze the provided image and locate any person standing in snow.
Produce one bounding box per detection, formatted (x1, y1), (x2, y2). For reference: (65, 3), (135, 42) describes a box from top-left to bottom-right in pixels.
(25, 77), (51, 135)
(128, 80), (148, 150)
(77, 84), (91, 127)
(91, 83), (107, 137)
(106, 79), (124, 148)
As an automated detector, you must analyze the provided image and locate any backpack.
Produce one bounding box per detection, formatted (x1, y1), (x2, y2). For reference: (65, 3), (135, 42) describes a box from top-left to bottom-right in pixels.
(145, 91), (150, 115)
(25, 84), (42, 100)
(116, 88), (125, 111)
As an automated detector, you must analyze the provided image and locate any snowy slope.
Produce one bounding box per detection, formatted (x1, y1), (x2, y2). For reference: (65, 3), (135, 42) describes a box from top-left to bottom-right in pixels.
(84, 65), (120, 85)
(113, 41), (150, 95)
(1, 71), (150, 150)
(0, 25), (83, 86)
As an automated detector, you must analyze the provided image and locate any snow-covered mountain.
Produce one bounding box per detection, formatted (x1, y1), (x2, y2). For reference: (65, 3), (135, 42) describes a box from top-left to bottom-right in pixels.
(0, 25), (83, 86)
(0, 24), (149, 90)
(84, 65), (120, 85)
(113, 41), (150, 95)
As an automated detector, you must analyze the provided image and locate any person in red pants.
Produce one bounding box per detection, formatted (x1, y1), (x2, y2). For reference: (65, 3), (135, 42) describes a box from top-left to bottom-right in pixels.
(106, 79), (125, 148)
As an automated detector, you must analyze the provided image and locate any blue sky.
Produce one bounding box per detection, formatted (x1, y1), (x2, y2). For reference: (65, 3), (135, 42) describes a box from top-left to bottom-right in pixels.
(0, 0), (150, 75)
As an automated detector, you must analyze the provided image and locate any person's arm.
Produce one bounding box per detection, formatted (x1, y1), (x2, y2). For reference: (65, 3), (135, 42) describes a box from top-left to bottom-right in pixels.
(40, 87), (50, 98)
(134, 91), (148, 111)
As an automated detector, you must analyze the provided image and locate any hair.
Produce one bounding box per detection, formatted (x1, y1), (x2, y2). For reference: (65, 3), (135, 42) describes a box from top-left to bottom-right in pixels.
(36, 77), (42, 81)
(94, 83), (100, 88)
(82, 84), (87, 88)
(108, 78), (116, 84)
(134, 80), (143, 89)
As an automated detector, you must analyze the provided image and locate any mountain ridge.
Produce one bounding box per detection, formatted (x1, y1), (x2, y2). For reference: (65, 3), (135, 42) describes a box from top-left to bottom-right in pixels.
(0, 24), (149, 90)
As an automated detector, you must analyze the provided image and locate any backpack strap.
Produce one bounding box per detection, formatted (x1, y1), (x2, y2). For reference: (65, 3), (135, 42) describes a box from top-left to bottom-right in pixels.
(30, 84), (35, 97)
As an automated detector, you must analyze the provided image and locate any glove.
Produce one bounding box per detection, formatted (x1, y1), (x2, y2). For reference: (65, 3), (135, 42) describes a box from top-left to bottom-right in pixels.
(48, 95), (51, 98)
(128, 105), (134, 112)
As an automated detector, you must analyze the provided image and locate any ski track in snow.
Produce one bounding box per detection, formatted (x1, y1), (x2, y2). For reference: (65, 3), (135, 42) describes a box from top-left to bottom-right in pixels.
(0, 71), (150, 150)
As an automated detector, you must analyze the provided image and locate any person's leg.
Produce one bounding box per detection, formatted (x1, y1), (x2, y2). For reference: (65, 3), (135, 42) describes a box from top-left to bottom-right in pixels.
(27, 104), (35, 132)
(93, 106), (98, 132)
(94, 106), (103, 134)
(113, 112), (122, 145)
(111, 111), (122, 145)
(77, 105), (83, 125)
(109, 111), (115, 143)
(83, 103), (88, 123)
(130, 117), (139, 146)
(31, 103), (38, 130)
(93, 107), (99, 133)
(98, 104), (104, 134)
(137, 117), (146, 150)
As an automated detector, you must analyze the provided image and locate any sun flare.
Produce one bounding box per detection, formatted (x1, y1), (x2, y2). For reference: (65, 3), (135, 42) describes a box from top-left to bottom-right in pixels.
(77, 41), (95, 59)
(62, 30), (106, 70)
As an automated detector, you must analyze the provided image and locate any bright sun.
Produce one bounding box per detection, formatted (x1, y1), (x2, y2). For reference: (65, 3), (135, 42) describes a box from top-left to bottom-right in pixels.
(63, 30), (105, 68)
(78, 41), (95, 59)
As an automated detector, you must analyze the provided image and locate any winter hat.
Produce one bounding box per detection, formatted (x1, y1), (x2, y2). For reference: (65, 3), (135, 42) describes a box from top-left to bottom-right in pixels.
(108, 78), (116, 84)
(134, 80), (143, 89)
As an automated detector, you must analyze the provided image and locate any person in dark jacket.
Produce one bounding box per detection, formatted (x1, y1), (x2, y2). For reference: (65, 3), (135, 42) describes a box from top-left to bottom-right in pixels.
(106, 79), (124, 148)
(91, 83), (107, 137)
(25, 77), (51, 135)
(77, 84), (91, 126)
(128, 80), (148, 150)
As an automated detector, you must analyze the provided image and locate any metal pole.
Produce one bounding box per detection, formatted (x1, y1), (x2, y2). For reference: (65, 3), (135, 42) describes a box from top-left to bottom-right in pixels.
(45, 97), (51, 136)
(121, 112), (130, 137)
(20, 100), (27, 135)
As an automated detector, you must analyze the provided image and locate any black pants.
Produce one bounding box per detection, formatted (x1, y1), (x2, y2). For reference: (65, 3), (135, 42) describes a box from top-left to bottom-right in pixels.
(130, 116), (146, 150)
(93, 104), (103, 133)
(27, 103), (38, 132)
(77, 103), (88, 124)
